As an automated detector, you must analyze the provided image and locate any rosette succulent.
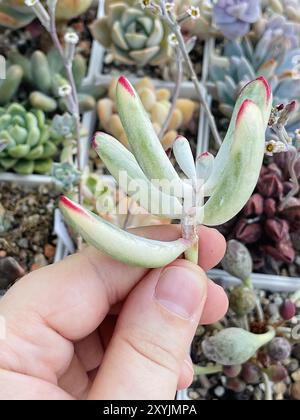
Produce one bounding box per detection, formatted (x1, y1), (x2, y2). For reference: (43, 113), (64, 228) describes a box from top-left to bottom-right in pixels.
(59, 75), (272, 268)
(0, 0), (93, 29)
(266, 0), (300, 23)
(208, 15), (300, 140)
(0, 103), (60, 175)
(213, 0), (261, 40)
(90, 0), (171, 66)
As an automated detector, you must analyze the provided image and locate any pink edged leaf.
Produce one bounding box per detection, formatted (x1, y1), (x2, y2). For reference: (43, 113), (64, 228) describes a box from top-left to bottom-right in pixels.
(203, 99), (265, 226)
(116, 75), (182, 187)
(59, 196), (190, 268)
(204, 77), (272, 197)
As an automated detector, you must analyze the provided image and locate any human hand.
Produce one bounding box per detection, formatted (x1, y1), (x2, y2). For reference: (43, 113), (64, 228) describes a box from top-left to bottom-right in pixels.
(0, 225), (228, 400)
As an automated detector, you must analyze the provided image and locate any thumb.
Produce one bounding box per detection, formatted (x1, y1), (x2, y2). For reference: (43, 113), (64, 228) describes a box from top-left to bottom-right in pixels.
(89, 260), (207, 400)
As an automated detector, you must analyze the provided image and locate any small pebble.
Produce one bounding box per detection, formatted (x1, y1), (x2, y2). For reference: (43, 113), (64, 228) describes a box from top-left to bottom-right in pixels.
(214, 386), (225, 398)
(291, 382), (300, 400)
(288, 359), (299, 373)
(44, 244), (56, 260)
(188, 391), (200, 400)
(291, 369), (300, 382)
(273, 382), (287, 395)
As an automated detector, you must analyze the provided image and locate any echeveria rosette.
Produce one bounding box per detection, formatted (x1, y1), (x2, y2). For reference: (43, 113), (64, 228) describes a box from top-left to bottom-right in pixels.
(59, 75), (271, 269)
(213, 0), (261, 40)
(0, 103), (59, 175)
(90, 0), (170, 66)
(208, 14), (300, 139)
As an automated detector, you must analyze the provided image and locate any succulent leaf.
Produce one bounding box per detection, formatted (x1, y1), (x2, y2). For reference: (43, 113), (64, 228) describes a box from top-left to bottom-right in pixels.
(116, 76), (182, 187)
(204, 77), (272, 198)
(203, 98), (266, 226)
(93, 132), (183, 218)
(202, 327), (275, 365)
(173, 135), (196, 179)
(59, 196), (190, 268)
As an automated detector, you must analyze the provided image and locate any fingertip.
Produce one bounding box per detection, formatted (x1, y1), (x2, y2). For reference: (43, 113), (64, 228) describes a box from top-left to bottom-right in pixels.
(198, 226), (226, 271)
(200, 279), (229, 325)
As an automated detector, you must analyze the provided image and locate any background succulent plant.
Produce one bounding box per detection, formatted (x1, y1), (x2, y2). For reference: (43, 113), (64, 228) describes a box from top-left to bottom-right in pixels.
(0, 0), (93, 29)
(265, 0), (300, 23)
(81, 169), (170, 228)
(176, 0), (218, 40)
(90, 0), (171, 66)
(97, 77), (198, 151)
(0, 103), (61, 175)
(218, 155), (300, 276)
(208, 15), (300, 141)
(212, 0), (261, 40)
(4, 49), (101, 113)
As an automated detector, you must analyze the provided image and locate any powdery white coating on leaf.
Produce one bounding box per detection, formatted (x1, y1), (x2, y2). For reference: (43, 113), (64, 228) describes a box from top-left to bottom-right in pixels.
(202, 327), (275, 365)
(59, 196), (190, 268)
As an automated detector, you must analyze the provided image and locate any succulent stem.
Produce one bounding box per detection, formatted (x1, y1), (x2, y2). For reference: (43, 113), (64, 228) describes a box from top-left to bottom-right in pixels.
(182, 179), (199, 264)
(255, 327), (276, 348)
(158, 0), (222, 147)
(193, 364), (223, 376)
(243, 277), (264, 323)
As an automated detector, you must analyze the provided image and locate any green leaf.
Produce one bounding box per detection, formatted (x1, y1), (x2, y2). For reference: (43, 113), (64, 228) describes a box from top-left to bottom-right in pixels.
(203, 99), (266, 226)
(93, 132), (183, 218)
(59, 196), (190, 268)
(204, 77), (272, 197)
(116, 76), (181, 187)
(173, 135), (196, 179)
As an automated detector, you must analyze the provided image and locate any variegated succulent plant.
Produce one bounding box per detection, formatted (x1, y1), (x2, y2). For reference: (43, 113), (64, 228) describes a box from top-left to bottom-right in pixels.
(90, 0), (171, 66)
(208, 15), (300, 140)
(97, 77), (197, 151)
(0, 0), (93, 29)
(59, 75), (272, 269)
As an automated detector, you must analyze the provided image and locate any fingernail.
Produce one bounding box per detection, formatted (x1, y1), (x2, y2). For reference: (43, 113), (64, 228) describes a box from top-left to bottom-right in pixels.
(154, 265), (206, 319)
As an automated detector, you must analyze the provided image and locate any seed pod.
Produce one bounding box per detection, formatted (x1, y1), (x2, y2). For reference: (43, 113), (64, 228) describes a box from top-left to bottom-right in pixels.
(268, 337), (291, 362)
(229, 285), (256, 317)
(222, 240), (253, 281)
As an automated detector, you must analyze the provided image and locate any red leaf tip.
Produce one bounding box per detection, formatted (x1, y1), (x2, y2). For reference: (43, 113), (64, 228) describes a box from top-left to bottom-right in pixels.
(59, 195), (87, 216)
(118, 76), (135, 97)
(91, 132), (106, 149)
(236, 99), (254, 125)
(256, 76), (271, 103)
(199, 151), (210, 158)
